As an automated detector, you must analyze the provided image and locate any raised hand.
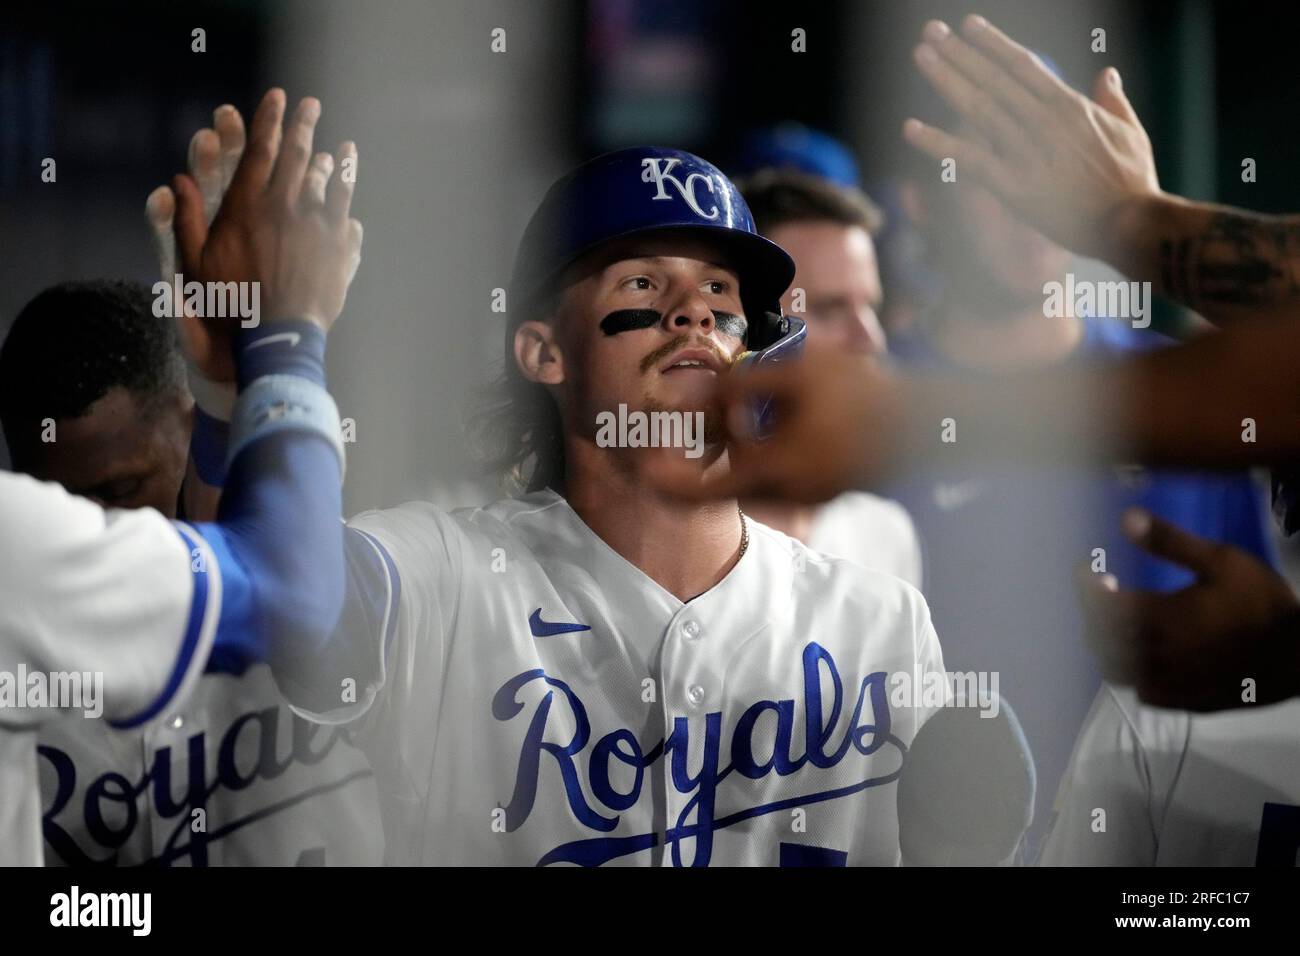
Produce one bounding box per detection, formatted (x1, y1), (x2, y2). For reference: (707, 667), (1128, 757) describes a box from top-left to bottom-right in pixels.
(147, 103), (248, 383)
(903, 15), (1162, 265)
(169, 88), (362, 334)
(1078, 509), (1300, 712)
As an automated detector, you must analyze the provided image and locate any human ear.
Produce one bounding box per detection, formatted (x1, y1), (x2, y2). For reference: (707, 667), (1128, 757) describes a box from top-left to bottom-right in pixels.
(513, 320), (565, 385)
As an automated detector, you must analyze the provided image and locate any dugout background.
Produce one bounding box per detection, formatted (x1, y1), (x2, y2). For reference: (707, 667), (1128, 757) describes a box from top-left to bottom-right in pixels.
(2, 0), (1298, 515)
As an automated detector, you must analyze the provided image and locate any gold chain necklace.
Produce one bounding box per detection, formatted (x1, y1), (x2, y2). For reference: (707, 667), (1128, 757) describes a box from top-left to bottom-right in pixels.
(737, 503), (749, 559)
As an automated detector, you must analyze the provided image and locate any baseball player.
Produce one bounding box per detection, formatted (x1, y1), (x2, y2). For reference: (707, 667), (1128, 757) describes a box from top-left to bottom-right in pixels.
(650, 17), (1300, 713)
(869, 48), (1277, 855)
(1041, 684), (1300, 865)
(0, 470), (223, 867)
(733, 163), (924, 590)
(0, 87), (360, 865)
(255, 147), (946, 866)
(0, 280), (381, 867)
(0, 101), (380, 866)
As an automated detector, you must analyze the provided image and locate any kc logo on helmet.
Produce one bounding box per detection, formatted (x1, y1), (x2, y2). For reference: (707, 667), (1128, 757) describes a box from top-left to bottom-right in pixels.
(641, 157), (720, 220)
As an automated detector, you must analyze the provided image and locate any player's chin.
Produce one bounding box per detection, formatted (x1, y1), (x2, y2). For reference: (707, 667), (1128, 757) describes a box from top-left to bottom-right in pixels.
(650, 369), (722, 411)
(644, 394), (726, 445)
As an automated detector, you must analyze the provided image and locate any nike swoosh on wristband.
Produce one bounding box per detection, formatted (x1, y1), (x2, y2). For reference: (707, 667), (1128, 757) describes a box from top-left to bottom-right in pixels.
(528, 608), (592, 637)
(245, 331), (303, 350)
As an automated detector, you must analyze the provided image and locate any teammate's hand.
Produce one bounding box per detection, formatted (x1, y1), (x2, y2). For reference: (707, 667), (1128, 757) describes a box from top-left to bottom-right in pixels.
(147, 103), (248, 383)
(1078, 508), (1300, 712)
(903, 15), (1162, 264)
(646, 342), (907, 504)
(170, 89), (363, 334)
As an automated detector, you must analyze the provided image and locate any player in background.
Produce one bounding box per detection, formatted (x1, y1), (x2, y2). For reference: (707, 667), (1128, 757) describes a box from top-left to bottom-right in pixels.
(0, 280), (381, 866)
(1042, 515), (1300, 863)
(0, 87), (361, 864)
(870, 56), (1275, 853)
(902, 14), (1300, 714)
(0, 282), (191, 515)
(1043, 689), (1300, 865)
(1, 472), (227, 867)
(1042, 687), (1300, 865)
(734, 161), (922, 588)
(652, 16), (1300, 714)
(239, 146), (946, 866)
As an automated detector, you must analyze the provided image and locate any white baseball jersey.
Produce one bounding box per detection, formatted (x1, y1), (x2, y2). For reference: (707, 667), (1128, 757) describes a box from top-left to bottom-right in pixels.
(36, 664), (383, 866)
(1039, 684), (1300, 866)
(807, 492), (924, 590)
(303, 489), (944, 866)
(0, 472), (216, 865)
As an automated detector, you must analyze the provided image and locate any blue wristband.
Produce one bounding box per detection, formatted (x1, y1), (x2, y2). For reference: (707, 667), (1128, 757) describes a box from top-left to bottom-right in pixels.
(227, 374), (345, 478)
(190, 406), (231, 487)
(237, 320), (328, 389)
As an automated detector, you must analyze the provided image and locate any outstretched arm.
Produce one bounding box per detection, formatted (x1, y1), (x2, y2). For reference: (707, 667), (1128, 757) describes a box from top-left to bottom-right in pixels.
(146, 101), (364, 522)
(647, 323), (1300, 508)
(904, 15), (1300, 326)
(0, 89), (364, 729)
(173, 88), (364, 679)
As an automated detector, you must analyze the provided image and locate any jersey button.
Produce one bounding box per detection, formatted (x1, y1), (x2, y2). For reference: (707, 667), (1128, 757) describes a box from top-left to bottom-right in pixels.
(680, 620), (701, 640)
(687, 685), (706, 706)
(169, 715), (184, 730)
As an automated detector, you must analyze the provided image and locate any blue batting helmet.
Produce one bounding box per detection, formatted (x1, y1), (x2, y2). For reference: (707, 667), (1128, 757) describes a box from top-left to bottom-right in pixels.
(509, 146), (797, 350)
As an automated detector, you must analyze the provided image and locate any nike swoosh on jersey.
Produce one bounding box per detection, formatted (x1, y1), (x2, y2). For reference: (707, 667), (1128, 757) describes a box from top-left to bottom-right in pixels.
(528, 608), (591, 637)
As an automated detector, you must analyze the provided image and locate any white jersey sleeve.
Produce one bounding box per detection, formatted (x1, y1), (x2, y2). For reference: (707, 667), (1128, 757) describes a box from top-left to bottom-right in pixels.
(286, 501), (461, 731)
(0, 472), (216, 728)
(1037, 685), (1188, 866)
(1, 472), (219, 865)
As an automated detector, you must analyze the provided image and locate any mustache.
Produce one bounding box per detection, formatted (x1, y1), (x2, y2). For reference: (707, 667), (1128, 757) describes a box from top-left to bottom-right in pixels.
(639, 334), (732, 374)
(599, 308), (748, 340)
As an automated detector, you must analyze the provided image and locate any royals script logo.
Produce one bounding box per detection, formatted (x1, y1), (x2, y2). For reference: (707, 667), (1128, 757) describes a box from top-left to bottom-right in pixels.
(39, 708), (367, 866)
(493, 641), (908, 866)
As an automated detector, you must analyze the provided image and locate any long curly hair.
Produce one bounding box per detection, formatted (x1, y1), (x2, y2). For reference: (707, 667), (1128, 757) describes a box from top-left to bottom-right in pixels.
(471, 292), (567, 495)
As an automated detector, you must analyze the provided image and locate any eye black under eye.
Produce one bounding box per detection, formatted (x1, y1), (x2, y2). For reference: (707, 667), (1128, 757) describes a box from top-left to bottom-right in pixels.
(712, 311), (748, 339)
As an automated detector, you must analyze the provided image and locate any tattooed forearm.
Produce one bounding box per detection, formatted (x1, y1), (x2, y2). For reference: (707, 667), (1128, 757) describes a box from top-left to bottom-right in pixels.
(1156, 210), (1300, 317)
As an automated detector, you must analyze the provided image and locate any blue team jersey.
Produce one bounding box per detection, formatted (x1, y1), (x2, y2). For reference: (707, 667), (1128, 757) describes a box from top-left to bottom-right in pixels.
(886, 315), (1278, 857)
